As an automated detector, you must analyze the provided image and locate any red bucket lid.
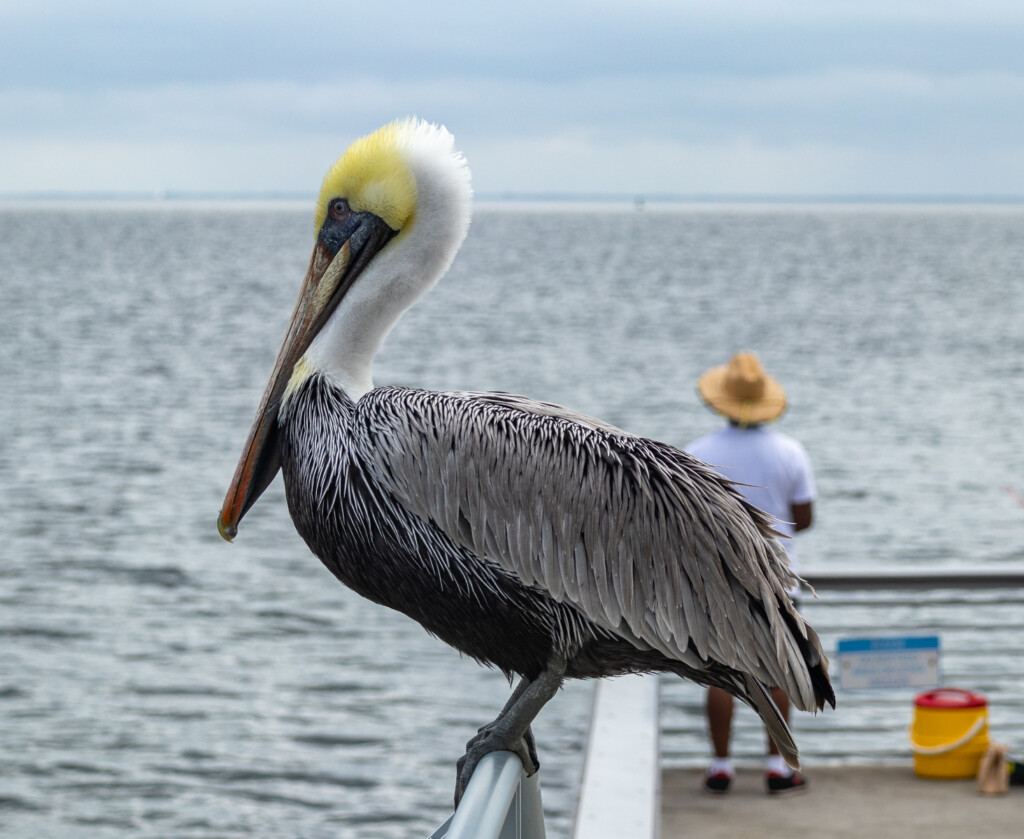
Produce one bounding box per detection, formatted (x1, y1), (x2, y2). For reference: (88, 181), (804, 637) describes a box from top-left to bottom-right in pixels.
(915, 689), (987, 709)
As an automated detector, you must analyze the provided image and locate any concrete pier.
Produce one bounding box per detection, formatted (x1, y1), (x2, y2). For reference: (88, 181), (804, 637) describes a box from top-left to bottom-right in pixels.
(661, 766), (1019, 839)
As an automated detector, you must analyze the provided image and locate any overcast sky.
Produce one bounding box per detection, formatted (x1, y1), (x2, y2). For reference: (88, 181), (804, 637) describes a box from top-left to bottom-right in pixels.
(2, 0), (1023, 197)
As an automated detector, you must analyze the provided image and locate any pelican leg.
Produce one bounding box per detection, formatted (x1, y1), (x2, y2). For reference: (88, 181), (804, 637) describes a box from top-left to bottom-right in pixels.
(522, 724), (538, 768)
(466, 675), (531, 744)
(464, 675), (541, 762)
(455, 655), (565, 807)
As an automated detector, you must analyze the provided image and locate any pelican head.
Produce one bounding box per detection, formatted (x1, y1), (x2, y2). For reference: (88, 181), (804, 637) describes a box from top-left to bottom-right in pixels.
(218, 118), (472, 540)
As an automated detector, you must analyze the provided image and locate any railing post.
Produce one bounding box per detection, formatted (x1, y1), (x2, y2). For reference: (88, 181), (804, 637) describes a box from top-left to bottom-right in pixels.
(513, 765), (546, 839)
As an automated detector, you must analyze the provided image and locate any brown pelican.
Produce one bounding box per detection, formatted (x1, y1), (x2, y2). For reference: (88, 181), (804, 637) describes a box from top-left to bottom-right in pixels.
(218, 118), (834, 803)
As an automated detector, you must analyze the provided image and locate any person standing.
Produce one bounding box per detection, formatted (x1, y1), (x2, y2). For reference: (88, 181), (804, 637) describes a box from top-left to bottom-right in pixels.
(686, 352), (816, 796)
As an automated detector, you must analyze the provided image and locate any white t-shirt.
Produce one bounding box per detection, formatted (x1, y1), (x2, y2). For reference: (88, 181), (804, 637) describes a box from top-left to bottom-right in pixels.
(685, 425), (815, 572)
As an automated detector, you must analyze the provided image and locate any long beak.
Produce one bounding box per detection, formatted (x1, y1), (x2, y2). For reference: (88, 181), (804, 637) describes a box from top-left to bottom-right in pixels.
(217, 213), (396, 541)
(217, 242), (339, 541)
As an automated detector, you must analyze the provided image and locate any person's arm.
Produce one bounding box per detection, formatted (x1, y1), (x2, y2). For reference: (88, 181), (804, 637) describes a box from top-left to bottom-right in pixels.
(791, 500), (813, 532)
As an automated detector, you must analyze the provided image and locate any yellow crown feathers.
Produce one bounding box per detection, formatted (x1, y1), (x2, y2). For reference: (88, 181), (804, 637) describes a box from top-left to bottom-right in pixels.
(314, 119), (420, 237)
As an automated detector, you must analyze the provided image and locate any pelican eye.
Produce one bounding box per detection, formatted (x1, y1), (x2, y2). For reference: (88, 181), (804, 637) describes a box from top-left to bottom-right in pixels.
(329, 198), (351, 222)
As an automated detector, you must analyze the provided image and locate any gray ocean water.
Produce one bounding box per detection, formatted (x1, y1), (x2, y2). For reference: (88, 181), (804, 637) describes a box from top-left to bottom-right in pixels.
(1, 202), (1023, 837)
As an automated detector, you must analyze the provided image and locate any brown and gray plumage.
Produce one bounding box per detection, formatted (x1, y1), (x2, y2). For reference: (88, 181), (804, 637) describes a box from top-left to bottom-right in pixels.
(217, 118), (834, 804)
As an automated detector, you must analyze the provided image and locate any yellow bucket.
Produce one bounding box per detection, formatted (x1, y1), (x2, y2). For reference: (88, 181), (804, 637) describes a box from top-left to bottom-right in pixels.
(909, 689), (989, 779)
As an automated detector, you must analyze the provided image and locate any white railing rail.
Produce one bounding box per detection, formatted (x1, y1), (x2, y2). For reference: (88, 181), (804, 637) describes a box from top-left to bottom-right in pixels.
(802, 564), (1024, 591)
(429, 751), (546, 839)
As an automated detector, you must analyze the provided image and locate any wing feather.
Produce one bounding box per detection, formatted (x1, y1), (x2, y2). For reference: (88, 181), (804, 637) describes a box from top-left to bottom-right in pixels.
(355, 387), (828, 710)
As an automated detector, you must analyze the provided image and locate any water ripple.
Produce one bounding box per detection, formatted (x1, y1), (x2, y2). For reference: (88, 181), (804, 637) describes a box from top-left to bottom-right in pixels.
(0, 796), (48, 813)
(156, 764), (379, 789)
(0, 626), (92, 641)
(291, 733), (384, 748)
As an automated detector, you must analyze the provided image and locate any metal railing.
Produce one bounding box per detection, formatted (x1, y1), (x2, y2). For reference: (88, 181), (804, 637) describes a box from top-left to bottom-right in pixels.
(429, 751), (546, 839)
(802, 565), (1024, 590)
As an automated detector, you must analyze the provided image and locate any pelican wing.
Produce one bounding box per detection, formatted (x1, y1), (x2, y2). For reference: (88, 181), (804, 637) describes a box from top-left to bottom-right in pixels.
(356, 386), (825, 709)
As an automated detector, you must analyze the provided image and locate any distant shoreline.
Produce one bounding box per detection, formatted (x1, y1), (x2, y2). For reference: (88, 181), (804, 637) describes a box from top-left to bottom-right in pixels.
(2, 191), (1023, 206)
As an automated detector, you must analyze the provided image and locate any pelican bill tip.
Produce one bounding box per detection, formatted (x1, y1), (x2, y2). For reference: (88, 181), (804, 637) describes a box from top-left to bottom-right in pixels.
(217, 514), (237, 543)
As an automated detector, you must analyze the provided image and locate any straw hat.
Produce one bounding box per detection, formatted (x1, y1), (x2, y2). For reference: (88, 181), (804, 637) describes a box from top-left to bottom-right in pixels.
(697, 352), (787, 425)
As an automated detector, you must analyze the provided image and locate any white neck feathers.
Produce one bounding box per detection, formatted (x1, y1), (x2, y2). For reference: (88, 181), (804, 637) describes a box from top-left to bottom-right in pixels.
(303, 123), (472, 400)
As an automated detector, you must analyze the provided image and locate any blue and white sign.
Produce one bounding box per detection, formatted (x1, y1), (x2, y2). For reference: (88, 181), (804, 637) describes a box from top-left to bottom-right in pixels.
(836, 635), (940, 690)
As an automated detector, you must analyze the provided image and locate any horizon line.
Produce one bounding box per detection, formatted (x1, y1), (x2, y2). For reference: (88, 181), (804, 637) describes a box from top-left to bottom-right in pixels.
(2, 190), (1023, 205)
